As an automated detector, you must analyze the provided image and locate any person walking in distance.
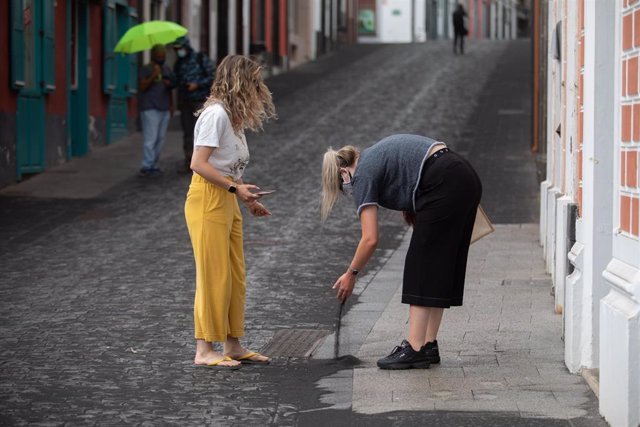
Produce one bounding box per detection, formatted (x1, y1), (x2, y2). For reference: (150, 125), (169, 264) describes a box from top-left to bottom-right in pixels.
(453, 3), (468, 55)
(173, 37), (215, 172)
(185, 55), (277, 368)
(138, 44), (174, 177)
(321, 135), (482, 369)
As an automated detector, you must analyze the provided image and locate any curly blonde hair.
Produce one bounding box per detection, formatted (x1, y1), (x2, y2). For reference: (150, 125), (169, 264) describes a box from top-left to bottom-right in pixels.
(197, 55), (276, 133)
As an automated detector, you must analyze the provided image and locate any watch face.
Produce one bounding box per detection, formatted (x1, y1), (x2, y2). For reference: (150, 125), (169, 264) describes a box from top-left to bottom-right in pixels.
(229, 185), (237, 193)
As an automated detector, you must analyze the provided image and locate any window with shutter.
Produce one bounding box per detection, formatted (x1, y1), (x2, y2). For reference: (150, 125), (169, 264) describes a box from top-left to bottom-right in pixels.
(10, 0), (25, 90)
(103, 0), (117, 94)
(41, 0), (55, 92)
(127, 6), (138, 96)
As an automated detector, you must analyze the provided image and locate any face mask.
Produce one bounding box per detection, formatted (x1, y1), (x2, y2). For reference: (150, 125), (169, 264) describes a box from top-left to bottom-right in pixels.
(177, 48), (187, 58)
(155, 58), (165, 66)
(340, 171), (353, 197)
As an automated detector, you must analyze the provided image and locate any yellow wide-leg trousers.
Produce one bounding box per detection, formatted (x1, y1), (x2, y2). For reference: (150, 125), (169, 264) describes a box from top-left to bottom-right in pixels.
(185, 174), (246, 342)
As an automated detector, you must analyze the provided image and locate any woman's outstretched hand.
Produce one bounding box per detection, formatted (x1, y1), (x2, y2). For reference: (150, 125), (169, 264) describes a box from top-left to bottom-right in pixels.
(332, 272), (356, 302)
(247, 201), (271, 217)
(236, 184), (261, 204)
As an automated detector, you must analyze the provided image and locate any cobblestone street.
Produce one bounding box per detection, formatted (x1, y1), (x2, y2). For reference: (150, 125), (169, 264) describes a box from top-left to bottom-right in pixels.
(0, 40), (602, 426)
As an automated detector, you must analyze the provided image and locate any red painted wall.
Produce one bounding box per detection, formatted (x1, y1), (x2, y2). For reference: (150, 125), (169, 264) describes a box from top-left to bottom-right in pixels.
(265, 0), (273, 54)
(89, 4), (106, 119)
(45, 0), (67, 115)
(0, 1), (17, 113)
(128, 94), (138, 119)
(620, 1), (640, 237)
(251, 0), (259, 42)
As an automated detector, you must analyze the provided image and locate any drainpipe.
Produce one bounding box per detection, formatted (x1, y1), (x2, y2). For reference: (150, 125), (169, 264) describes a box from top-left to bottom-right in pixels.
(411, 0), (415, 42)
(532, 0), (539, 152)
(243, 0), (250, 55)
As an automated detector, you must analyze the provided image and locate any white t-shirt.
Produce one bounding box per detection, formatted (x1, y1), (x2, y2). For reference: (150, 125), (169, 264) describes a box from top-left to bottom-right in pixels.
(193, 103), (249, 181)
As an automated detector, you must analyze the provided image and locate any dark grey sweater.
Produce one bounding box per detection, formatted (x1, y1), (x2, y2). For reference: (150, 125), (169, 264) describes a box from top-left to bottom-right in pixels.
(352, 134), (439, 215)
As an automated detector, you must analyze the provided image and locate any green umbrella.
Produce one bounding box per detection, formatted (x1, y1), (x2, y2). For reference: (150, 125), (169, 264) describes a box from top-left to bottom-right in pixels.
(114, 20), (188, 54)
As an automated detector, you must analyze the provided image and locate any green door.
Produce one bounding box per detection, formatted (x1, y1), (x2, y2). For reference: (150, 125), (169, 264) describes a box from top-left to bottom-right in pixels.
(11, 0), (55, 179)
(16, 96), (45, 176)
(103, 0), (137, 144)
(69, 1), (89, 157)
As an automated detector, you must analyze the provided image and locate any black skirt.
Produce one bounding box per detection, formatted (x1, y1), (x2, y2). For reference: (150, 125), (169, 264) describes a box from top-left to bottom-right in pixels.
(402, 149), (482, 308)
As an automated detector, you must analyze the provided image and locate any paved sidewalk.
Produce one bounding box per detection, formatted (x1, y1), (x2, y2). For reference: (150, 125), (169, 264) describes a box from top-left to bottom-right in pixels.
(0, 131), (182, 199)
(315, 225), (605, 424)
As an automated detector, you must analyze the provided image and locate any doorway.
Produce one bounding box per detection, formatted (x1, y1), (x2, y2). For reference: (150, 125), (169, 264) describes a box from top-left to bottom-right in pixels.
(217, 0), (230, 63)
(425, 0), (438, 40)
(103, 0), (137, 144)
(69, 1), (89, 157)
(15, 0), (46, 179)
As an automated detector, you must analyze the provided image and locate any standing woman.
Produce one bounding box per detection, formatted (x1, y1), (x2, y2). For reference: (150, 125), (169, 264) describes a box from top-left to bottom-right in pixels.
(321, 134), (482, 370)
(452, 3), (468, 55)
(185, 55), (276, 368)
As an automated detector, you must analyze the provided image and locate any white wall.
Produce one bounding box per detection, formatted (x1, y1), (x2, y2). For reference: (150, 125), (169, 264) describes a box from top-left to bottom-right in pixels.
(414, 0), (426, 42)
(566, 0), (615, 375)
(289, 0), (316, 67)
(599, 1), (640, 424)
(184, 0), (202, 51)
(242, 0), (249, 56)
(541, 0), (640, 424)
(210, 0), (218, 63)
(379, 0), (413, 43)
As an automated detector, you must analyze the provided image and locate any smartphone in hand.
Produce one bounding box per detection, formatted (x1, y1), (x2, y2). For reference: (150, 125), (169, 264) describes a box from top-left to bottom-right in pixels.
(255, 190), (276, 196)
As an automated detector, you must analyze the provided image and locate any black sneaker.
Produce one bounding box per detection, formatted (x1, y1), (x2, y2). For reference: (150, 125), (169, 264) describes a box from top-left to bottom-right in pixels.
(138, 168), (152, 178)
(421, 340), (441, 364)
(377, 341), (430, 370)
(389, 339), (411, 355)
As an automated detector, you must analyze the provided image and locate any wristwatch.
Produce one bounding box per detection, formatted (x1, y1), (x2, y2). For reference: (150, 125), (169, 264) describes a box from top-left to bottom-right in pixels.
(228, 184), (237, 193)
(348, 267), (359, 276)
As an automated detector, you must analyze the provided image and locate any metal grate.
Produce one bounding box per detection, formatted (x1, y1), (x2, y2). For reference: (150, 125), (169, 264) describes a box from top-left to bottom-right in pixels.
(260, 329), (329, 358)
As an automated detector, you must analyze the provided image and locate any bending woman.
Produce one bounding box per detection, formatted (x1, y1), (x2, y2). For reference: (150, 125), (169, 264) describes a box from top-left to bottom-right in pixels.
(185, 55), (276, 368)
(321, 134), (482, 370)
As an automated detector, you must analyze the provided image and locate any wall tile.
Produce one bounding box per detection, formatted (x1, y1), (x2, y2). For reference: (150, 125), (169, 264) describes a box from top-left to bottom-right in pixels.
(622, 105), (633, 142)
(621, 195), (632, 233)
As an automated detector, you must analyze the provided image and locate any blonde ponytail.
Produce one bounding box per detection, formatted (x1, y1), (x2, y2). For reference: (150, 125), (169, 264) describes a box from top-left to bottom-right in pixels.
(321, 145), (359, 220)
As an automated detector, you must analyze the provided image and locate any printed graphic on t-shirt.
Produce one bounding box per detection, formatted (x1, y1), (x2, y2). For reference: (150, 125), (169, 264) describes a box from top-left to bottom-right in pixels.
(230, 137), (249, 178)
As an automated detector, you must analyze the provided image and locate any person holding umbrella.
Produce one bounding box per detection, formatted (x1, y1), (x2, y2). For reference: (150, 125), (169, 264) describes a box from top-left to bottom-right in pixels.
(137, 44), (174, 177)
(113, 21), (188, 176)
(185, 55), (276, 368)
(321, 134), (482, 370)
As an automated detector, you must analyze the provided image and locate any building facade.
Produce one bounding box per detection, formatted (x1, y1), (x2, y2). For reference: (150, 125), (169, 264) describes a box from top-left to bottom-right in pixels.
(134, 0), (357, 75)
(355, 0), (523, 43)
(536, 0), (640, 425)
(0, 0), (356, 189)
(1, 0), (139, 187)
